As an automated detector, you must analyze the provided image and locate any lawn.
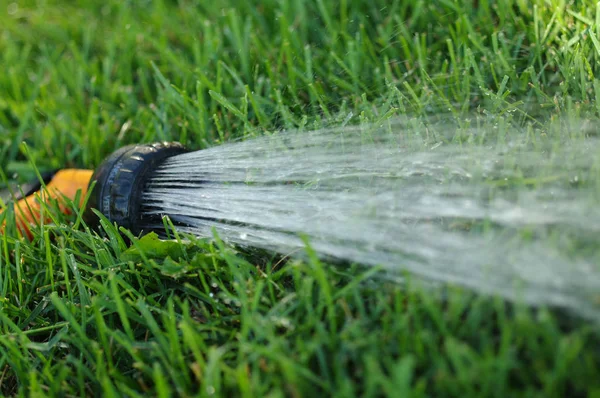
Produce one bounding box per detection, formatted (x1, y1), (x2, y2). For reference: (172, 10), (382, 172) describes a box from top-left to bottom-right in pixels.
(1, 0), (600, 396)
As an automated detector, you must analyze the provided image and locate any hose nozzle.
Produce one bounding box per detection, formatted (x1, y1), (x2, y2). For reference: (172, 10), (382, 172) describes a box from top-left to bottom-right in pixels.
(86, 142), (188, 235)
(1, 142), (187, 239)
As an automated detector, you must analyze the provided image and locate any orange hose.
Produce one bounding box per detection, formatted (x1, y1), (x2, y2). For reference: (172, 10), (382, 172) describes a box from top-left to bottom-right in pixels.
(1, 169), (94, 239)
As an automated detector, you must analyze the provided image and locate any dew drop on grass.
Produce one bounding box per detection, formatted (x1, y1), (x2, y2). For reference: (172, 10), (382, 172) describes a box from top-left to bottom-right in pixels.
(7, 3), (18, 15)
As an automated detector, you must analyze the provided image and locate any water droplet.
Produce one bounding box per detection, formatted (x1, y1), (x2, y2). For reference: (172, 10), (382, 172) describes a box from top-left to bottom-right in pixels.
(7, 3), (18, 15)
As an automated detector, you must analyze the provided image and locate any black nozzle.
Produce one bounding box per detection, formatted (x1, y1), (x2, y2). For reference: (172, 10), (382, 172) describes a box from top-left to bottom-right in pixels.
(86, 142), (188, 235)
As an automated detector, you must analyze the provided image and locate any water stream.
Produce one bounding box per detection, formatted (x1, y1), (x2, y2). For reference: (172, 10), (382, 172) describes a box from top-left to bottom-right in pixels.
(140, 116), (600, 320)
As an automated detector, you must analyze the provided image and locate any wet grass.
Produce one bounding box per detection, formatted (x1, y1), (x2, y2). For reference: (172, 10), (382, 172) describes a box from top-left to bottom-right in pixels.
(1, 0), (600, 396)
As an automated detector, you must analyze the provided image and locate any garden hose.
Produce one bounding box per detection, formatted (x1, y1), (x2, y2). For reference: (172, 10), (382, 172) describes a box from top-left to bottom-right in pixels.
(0, 142), (187, 239)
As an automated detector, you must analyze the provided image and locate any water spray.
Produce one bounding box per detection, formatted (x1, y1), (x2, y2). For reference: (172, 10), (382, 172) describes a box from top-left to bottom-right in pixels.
(3, 120), (600, 321)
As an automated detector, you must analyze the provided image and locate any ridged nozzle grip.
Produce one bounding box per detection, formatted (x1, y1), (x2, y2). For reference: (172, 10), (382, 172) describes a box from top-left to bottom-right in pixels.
(86, 142), (188, 234)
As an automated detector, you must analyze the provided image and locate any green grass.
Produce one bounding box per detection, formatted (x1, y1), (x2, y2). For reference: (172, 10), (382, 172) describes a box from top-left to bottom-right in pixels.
(1, 0), (600, 396)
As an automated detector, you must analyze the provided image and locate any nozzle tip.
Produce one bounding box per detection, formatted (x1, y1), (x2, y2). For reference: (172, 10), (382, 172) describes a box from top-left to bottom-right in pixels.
(86, 142), (188, 234)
